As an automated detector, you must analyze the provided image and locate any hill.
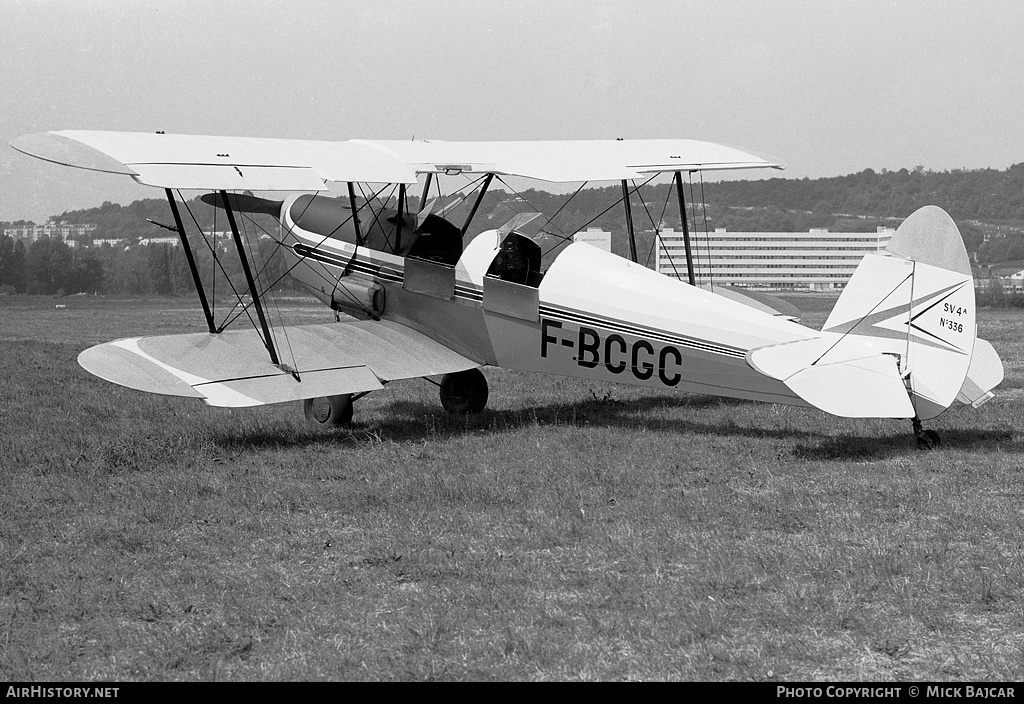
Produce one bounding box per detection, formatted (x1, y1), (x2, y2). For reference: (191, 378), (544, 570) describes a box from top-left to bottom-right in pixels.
(4, 164), (1024, 295)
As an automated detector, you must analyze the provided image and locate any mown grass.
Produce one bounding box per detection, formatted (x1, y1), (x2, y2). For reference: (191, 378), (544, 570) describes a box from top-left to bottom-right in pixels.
(1, 295), (1022, 681)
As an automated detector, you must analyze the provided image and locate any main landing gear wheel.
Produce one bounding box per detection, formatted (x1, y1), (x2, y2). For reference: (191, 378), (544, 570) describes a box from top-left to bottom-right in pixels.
(912, 417), (941, 450)
(304, 394), (354, 427)
(439, 368), (488, 415)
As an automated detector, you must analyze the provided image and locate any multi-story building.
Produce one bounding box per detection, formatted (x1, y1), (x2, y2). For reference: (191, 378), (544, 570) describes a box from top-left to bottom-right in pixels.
(3, 221), (98, 243)
(655, 227), (895, 291)
(572, 227), (612, 253)
(977, 268), (1024, 294)
(138, 237), (180, 246)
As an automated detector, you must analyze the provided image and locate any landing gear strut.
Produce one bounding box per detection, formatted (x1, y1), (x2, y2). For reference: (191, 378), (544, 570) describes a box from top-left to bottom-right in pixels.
(912, 416), (941, 450)
(304, 394), (354, 427)
(439, 368), (488, 414)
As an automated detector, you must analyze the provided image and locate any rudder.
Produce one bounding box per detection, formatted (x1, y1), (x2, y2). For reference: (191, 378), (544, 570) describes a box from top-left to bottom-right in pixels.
(823, 206), (976, 420)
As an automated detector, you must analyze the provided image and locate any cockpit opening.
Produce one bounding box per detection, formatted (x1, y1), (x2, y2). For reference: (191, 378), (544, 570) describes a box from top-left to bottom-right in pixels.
(486, 233), (543, 288)
(406, 214), (463, 266)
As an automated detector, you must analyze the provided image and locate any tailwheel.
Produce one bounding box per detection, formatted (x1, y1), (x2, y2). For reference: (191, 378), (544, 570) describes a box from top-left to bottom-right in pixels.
(918, 429), (941, 450)
(439, 368), (488, 415)
(304, 394), (354, 427)
(912, 417), (941, 450)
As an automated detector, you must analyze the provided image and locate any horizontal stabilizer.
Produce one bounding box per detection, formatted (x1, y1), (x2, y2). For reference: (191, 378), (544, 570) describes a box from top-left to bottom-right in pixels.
(78, 319), (478, 408)
(700, 285), (800, 319)
(784, 356), (915, 418)
(957, 338), (1004, 407)
(748, 337), (914, 418)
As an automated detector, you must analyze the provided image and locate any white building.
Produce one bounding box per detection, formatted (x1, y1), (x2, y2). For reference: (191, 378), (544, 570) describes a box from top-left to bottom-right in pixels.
(3, 221), (97, 243)
(139, 237), (180, 246)
(655, 227), (895, 291)
(990, 269), (1024, 294)
(573, 227), (612, 253)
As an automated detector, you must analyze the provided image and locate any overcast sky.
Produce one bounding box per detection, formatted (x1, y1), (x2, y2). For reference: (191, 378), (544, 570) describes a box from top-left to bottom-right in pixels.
(2, 0), (1022, 221)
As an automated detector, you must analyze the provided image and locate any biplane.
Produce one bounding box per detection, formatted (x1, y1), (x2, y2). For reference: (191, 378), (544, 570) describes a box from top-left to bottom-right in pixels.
(11, 131), (1004, 447)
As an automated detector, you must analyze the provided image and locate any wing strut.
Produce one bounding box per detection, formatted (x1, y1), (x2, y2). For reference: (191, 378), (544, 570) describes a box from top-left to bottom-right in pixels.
(461, 173), (494, 236)
(621, 180), (638, 263)
(396, 184), (406, 252)
(219, 190), (280, 366)
(419, 172), (433, 212)
(673, 172), (697, 285)
(164, 189), (216, 333)
(347, 182), (363, 245)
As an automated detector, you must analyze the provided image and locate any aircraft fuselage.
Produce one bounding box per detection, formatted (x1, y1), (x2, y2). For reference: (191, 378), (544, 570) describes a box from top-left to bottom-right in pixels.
(286, 222), (820, 408)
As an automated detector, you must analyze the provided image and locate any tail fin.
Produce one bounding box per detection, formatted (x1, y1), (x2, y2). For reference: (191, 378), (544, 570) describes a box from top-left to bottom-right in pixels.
(823, 206), (976, 420)
(749, 206), (999, 419)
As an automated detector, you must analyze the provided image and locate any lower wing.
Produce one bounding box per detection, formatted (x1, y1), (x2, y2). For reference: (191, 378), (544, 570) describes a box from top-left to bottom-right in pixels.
(78, 319), (479, 407)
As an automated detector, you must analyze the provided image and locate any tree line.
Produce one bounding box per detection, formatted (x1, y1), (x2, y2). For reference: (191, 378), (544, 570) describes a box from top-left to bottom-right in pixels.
(4, 162), (1024, 296)
(0, 229), (291, 298)
(469, 163), (1024, 262)
(0, 235), (104, 295)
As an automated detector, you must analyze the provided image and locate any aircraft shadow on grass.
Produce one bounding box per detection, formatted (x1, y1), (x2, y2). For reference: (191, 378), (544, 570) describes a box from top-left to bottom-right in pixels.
(791, 426), (1019, 461)
(382, 396), (1020, 459)
(210, 392), (1019, 460)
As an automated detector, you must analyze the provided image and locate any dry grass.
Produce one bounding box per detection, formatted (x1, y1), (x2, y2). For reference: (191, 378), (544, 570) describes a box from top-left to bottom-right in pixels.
(1, 295), (1022, 681)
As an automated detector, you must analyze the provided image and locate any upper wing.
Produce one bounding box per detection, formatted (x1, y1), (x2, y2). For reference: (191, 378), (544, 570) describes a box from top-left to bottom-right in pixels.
(78, 319), (479, 408)
(367, 138), (784, 182)
(12, 131), (782, 189)
(11, 131), (418, 190)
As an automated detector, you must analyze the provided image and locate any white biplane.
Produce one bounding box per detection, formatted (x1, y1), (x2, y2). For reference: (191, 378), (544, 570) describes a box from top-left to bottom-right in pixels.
(12, 131), (1004, 448)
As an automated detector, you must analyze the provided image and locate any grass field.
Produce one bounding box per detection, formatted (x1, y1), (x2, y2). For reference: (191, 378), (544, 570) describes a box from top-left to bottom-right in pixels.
(1, 294), (1022, 681)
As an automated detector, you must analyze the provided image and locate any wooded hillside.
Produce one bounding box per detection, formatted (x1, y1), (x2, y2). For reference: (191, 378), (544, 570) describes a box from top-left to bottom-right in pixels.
(3, 163), (1023, 296)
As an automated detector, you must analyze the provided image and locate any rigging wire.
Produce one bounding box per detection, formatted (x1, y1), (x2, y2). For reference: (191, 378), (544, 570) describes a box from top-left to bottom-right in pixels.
(810, 270), (913, 368)
(357, 182), (399, 252)
(177, 188), (388, 332)
(214, 185), (392, 324)
(219, 193), (280, 358)
(687, 174), (708, 287)
(271, 184), (395, 319)
(642, 177), (676, 269)
(443, 173), (492, 228)
(275, 187), (370, 320)
(241, 206), (299, 375)
(630, 176), (672, 268)
(294, 189), (319, 222)
(183, 190), (316, 333)
(698, 172), (714, 290)
(231, 194), (379, 324)
(538, 175), (658, 259)
(177, 190), (259, 334)
(645, 178), (685, 278)
(493, 175), (583, 243)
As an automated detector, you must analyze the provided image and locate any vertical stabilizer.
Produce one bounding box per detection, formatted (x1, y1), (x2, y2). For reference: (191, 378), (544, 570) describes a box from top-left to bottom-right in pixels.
(823, 206), (975, 420)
